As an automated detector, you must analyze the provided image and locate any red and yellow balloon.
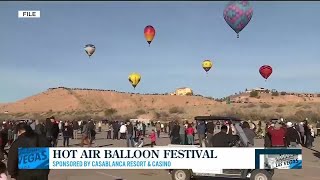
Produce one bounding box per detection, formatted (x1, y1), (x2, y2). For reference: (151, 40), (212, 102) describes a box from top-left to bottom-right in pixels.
(144, 25), (156, 46)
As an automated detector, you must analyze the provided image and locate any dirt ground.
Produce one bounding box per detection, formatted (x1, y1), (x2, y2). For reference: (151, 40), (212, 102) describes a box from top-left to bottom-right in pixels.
(6, 129), (320, 180)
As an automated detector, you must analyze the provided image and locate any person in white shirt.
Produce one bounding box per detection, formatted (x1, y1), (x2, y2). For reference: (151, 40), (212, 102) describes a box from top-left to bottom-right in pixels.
(98, 121), (102, 132)
(119, 123), (127, 139)
(136, 123), (143, 136)
(160, 123), (164, 132)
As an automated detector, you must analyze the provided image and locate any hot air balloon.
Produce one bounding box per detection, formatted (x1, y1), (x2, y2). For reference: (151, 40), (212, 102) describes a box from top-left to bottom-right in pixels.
(259, 65), (272, 80)
(84, 44), (96, 58)
(223, 1), (253, 38)
(144, 25), (156, 46)
(128, 73), (141, 89)
(202, 60), (213, 74)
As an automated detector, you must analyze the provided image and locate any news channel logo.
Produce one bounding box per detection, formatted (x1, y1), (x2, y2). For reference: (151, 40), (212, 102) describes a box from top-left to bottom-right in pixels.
(255, 149), (302, 169)
(18, 11), (41, 18)
(18, 147), (49, 169)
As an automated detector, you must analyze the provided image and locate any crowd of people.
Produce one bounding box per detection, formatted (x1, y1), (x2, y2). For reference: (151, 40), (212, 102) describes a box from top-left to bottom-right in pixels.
(163, 118), (318, 148)
(0, 116), (317, 180)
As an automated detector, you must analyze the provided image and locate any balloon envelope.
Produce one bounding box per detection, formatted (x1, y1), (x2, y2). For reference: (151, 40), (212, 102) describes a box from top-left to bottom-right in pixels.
(84, 44), (96, 57)
(259, 65), (272, 80)
(144, 25), (156, 44)
(223, 1), (253, 37)
(128, 73), (141, 88)
(202, 60), (213, 72)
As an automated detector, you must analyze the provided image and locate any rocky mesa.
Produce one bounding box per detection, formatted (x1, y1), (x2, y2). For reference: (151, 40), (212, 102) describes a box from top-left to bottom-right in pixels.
(0, 87), (320, 122)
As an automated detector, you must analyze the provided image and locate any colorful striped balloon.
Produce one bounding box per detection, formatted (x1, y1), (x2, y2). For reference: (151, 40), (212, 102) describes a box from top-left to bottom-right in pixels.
(223, 1), (253, 38)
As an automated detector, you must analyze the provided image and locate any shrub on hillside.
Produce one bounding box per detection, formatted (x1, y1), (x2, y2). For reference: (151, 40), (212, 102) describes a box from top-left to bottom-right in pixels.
(169, 107), (185, 114)
(153, 111), (169, 119)
(295, 103), (302, 107)
(293, 110), (319, 123)
(280, 91), (287, 95)
(135, 109), (146, 116)
(317, 94), (320, 97)
(260, 104), (272, 109)
(104, 108), (117, 117)
(246, 104), (256, 108)
(271, 91), (279, 96)
(278, 104), (286, 107)
(302, 105), (311, 109)
(153, 112), (161, 119)
(249, 91), (259, 98)
(275, 108), (283, 113)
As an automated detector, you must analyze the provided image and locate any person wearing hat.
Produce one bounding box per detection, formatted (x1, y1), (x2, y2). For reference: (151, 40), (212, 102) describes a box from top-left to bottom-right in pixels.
(267, 122), (286, 147)
(285, 122), (301, 147)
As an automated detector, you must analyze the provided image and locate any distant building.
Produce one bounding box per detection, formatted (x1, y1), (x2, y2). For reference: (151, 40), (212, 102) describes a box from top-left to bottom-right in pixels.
(130, 118), (150, 123)
(245, 87), (270, 93)
(170, 87), (193, 96)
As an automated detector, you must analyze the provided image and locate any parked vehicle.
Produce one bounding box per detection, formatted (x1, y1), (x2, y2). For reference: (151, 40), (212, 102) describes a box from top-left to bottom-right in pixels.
(168, 116), (274, 180)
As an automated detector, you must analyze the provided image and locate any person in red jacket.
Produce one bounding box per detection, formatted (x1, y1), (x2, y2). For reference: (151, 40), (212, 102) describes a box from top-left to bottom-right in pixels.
(149, 130), (156, 147)
(268, 122), (286, 147)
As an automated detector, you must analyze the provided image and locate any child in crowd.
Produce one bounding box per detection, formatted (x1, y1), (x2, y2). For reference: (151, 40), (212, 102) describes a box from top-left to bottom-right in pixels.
(0, 161), (7, 180)
(150, 129), (156, 147)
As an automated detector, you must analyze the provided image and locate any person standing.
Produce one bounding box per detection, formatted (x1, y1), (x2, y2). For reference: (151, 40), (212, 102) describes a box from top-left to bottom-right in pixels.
(62, 122), (71, 147)
(170, 122), (180, 144)
(242, 122), (256, 147)
(119, 123), (127, 139)
(150, 129), (156, 147)
(7, 126), (14, 147)
(98, 121), (102, 132)
(142, 122), (146, 137)
(80, 121), (89, 147)
(7, 123), (50, 180)
(0, 125), (8, 161)
(285, 122), (301, 147)
(303, 120), (312, 148)
(35, 120), (45, 136)
(58, 121), (63, 134)
(268, 122), (286, 147)
(72, 120), (79, 140)
(106, 122), (112, 139)
(112, 121), (119, 140)
(156, 122), (161, 138)
(197, 121), (206, 146)
(164, 123), (168, 134)
(298, 122), (305, 145)
(310, 124), (315, 148)
(206, 121), (214, 146)
(126, 121), (134, 147)
(51, 117), (59, 147)
(87, 120), (95, 144)
(186, 124), (194, 145)
(179, 122), (186, 145)
(136, 122), (143, 137)
(44, 118), (53, 146)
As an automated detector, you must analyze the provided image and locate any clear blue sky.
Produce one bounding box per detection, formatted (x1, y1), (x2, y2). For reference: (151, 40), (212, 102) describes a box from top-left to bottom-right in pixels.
(1, 2), (320, 103)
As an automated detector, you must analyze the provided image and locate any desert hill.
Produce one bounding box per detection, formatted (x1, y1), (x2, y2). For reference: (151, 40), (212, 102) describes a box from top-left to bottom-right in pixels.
(0, 87), (320, 122)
